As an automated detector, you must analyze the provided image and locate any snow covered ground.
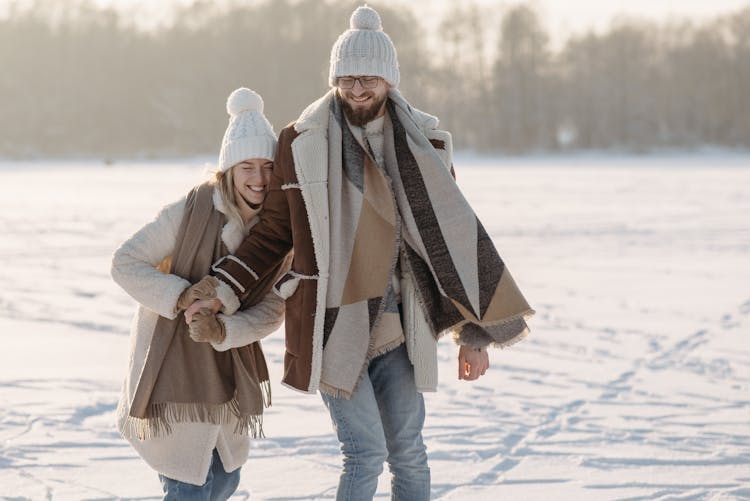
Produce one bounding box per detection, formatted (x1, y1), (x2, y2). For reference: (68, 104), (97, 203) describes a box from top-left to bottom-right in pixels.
(1, 156), (748, 500)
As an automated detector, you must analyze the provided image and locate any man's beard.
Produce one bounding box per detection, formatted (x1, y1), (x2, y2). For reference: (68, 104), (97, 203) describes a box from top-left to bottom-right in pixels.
(339, 90), (387, 127)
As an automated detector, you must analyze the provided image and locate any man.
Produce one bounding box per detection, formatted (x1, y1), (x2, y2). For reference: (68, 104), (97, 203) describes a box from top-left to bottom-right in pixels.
(196, 6), (534, 500)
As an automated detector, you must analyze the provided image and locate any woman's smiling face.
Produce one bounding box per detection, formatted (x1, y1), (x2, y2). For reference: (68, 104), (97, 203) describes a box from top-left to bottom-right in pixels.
(232, 158), (274, 206)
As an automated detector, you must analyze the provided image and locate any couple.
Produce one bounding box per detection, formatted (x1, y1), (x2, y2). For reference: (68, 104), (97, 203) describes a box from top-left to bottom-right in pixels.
(111, 6), (534, 501)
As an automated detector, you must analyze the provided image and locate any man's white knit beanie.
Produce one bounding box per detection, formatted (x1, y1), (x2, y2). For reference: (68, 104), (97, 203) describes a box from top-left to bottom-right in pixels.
(218, 88), (277, 172)
(329, 5), (399, 88)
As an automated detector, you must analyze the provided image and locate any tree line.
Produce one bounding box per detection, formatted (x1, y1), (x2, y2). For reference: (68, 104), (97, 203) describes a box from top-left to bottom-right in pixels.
(1, 0), (749, 158)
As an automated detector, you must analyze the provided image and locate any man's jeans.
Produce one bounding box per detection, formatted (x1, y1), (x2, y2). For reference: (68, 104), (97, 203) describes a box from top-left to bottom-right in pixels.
(321, 344), (431, 501)
(159, 448), (240, 501)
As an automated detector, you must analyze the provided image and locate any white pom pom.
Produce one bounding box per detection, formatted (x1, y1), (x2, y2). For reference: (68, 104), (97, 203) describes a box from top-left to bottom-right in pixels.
(226, 87), (263, 117)
(350, 6), (382, 31)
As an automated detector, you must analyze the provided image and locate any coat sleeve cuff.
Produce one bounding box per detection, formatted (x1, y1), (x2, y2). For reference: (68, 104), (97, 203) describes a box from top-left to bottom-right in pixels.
(211, 291), (285, 351)
(211, 255), (260, 297)
(215, 280), (241, 315)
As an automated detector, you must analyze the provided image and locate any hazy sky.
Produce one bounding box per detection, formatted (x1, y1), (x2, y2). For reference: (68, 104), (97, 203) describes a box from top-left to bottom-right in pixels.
(3, 0), (748, 38)
(452, 0), (749, 33)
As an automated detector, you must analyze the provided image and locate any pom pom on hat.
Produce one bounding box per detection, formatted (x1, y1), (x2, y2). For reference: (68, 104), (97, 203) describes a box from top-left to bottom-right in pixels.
(226, 87), (264, 117)
(350, 5), (382, 31)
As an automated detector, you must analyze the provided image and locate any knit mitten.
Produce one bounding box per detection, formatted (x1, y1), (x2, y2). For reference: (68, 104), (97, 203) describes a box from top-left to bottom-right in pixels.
(188, 308), (226, 344)
(177, 276), (219, 312)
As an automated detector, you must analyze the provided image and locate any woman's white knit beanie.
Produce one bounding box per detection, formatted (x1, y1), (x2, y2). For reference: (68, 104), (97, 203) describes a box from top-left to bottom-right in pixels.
(328, 5), (400, 88)
(218, 88), (277, 172)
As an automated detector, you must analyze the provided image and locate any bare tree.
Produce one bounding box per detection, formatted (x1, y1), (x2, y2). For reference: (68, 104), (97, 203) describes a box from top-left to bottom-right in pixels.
(492, 5), (554, 152)
(1, 0), (748, 158)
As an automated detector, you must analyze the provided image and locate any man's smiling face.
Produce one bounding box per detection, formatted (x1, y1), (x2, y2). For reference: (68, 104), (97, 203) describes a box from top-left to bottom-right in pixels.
(337, 76), (390, 127)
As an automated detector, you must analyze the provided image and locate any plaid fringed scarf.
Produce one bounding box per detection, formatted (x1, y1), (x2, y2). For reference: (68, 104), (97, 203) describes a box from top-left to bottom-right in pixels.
(383, 95), (534, 345)
(123, 183), (276, 440)
(320, 97), (405, 397)
(320, 93), (534, 397)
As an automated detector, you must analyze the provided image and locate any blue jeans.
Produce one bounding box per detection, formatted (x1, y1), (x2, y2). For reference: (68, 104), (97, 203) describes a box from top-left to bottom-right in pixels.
(159, 448), (240, 501)
(321, 344), (430, 501)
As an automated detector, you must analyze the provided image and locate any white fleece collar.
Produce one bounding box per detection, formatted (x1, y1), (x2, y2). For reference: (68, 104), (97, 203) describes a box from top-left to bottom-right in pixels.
(294, 90), (336, 133)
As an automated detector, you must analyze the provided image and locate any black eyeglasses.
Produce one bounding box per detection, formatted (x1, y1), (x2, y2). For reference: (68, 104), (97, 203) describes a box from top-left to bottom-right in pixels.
(337, 76), (381, 89)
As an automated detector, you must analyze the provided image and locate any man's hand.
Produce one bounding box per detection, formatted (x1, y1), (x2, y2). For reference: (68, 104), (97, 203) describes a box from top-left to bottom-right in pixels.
(184, 298), (221, 324)
(458, 345), (489, 381)
(176, 276), (219, 311)
(188, 308), (226, 344)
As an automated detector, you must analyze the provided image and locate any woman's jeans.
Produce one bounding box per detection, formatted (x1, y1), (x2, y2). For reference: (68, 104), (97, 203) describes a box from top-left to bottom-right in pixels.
(159, 448), (240, 501)
(321, 344), (431, 501)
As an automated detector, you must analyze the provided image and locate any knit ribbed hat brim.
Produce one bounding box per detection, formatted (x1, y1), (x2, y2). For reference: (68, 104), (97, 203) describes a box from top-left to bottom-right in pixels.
(218, 135), (276, 172)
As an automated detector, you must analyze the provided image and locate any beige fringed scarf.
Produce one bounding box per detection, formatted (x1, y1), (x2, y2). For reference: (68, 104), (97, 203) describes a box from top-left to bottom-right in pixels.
(123, 182), (281, 440)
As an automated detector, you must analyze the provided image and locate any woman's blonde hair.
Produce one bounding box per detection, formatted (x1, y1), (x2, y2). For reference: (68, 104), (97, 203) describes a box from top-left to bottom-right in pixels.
(210, 166), (244, 229)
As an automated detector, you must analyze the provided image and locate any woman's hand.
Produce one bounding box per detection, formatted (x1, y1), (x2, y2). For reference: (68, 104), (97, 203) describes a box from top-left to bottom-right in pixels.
(184, 298), (221, 323)
(176, 276), (219, 311)
(188, 309), (226, 344)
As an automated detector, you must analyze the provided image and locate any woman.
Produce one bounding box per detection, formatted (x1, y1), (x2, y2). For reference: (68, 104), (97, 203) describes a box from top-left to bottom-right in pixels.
(111, 87), (288, 500)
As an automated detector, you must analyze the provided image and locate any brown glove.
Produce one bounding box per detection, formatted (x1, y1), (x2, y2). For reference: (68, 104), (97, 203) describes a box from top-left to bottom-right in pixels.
(188, 308), (226, 344)
(177, 276), (219, 312)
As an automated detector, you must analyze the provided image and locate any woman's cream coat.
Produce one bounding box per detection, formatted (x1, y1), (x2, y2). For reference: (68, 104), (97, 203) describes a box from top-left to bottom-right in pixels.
(111, 187), (285, 485)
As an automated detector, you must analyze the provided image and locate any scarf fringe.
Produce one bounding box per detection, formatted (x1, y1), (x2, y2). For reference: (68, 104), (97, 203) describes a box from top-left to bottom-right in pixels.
(474, 309), (536, 331)
(445, 309), (536, 346)
(319, 381), (352, 399)
(122, 380), (272, 441)
(234, 414), (265, 438)
(491, 325), (531, 349)
(261, 378), (272, 408)
(370, 338), (407, 360)
(320, 338), (406, 400)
